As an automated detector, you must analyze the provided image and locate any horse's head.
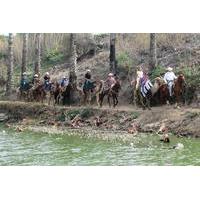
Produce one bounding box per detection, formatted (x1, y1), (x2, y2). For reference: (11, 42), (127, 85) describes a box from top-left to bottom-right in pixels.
(177, 73), (186, 86)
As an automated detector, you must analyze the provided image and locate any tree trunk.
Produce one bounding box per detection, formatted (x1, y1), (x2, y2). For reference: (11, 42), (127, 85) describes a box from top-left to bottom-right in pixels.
(149, 33), (157, 70)
(66, 33), (78, 105)
(69, 33), (77, 88)
(21, 33), (28, 78)
(34, 33), (41, 76)
(6, 33), (14, 96)
(110, 33), (116, 74)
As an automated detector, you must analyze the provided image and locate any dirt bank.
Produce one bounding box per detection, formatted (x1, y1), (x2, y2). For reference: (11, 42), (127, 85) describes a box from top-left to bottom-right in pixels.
(0, 101), (199, 138)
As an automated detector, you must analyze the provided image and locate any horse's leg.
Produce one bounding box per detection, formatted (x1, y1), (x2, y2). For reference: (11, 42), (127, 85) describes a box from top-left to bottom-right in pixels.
(99, 93), (105, 107)
(139, 93), (146, 110)
(107, 94), (111, 108)
(96, 92), (100, 107)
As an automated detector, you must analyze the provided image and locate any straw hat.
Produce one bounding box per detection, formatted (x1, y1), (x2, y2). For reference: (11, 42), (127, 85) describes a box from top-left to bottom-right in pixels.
(108, 73), (114, 77)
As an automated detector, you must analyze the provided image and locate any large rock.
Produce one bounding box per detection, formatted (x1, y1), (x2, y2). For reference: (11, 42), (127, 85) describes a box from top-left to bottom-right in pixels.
(0, 113), (8, 122)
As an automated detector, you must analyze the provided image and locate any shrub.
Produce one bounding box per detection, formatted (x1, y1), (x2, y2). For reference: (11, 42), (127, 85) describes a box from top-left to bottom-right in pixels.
(149, 65), (165, 80)
(44, 49), (65, 64)
(80, 108), (94, 119)
(66, 110), (81, 120)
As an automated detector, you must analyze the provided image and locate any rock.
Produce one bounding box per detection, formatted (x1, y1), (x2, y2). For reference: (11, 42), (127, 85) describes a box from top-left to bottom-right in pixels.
(0, 113), (8, 122)
(173, 143), (184, 150)
(15, 126), (24, 132)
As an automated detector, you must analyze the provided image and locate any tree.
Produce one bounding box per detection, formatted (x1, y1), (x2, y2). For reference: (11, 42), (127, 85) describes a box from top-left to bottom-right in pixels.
(21, 33), (28, 78)
(34, 33), (41, 76)
(6, 33), (14, 96)
(110, 33), (116, 73)
(149, 33), (157, 70)
(69, 33), (77, 88)
(66, 33), (78, 105)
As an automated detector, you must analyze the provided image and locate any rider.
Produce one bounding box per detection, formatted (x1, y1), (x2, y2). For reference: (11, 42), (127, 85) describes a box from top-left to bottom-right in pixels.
(106, 73), (116, 90)
(20, 72), (29, 91)
(163, 67), (177, 97)
(43, 72), (51, 91)
(135, 66), (144, 90)
(83, 69), (95, 91)
(59, 76), (69, 88)
(32, 74), (40, 88)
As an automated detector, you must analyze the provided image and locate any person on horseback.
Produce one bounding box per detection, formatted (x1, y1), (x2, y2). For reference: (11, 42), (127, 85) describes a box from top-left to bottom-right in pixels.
(163, 67), (177, 97)
(43, 72), (51, 91)
(83, 70), (95, 91)
(106, 73), (116, 90)
(20, 72), (29, 91)
(59, 76), (69, 88)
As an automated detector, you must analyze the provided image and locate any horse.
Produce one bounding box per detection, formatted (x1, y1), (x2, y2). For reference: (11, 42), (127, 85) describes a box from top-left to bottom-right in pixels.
(153, 77), (170, 105)
(134, 75), (160, 110)
(17, 82), (34, 102)
(173, 73), (186, 106)
(98, 80), (121, 108)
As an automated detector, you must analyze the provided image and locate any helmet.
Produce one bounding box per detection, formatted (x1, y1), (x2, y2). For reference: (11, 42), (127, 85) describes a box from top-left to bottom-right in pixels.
(86, 69), (91, 73)
(45, 72), (49, 76)
(34, 74), (39, 78)
(22, 72), (27, 76)
(63, 76), (66, 79)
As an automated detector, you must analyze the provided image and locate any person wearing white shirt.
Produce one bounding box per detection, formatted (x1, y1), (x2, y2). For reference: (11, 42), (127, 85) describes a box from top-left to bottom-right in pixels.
(163, 67), (177, 97)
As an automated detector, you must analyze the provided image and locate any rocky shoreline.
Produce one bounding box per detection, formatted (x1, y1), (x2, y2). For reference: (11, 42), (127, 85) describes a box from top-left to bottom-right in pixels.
(0, 101), (200, 138)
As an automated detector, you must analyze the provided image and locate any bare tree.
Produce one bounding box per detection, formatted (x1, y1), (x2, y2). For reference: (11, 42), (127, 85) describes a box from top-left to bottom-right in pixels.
(34, 33), (41, 76)
(6, 33), (14, 96)
(69, 33), (77, 88)
(21, 33), (28, 77)
(149, 33), (157, 70)
(110, 33), (116, 73)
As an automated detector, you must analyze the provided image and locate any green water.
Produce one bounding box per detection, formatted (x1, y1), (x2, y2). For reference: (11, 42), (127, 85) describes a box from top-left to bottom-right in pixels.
(0, 128), (199, 165)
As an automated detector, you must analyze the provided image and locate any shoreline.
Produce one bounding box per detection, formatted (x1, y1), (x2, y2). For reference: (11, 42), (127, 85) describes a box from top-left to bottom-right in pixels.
(0, 100), (200, 139)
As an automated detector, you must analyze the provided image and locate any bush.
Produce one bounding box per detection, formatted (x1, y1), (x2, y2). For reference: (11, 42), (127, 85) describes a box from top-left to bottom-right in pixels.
(80, 108), (94, 119)
(149, 65), (166, 80)
(66, 110), (81, 120)
(117, 52), (133, 78)
(44, 49), (65, 64)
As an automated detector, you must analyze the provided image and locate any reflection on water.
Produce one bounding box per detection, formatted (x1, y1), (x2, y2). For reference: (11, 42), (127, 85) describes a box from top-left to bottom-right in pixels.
(0, 128), (199, 166)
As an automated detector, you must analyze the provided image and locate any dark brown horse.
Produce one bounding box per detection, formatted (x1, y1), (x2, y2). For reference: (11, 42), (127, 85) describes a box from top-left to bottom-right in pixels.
(173, 73), (186, 106)
(153, 77), (170, 105)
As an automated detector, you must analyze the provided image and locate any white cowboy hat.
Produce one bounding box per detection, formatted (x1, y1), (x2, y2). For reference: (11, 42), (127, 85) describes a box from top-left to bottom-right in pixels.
(108, 73), (114, 76)
(34, 74), (39, 78)
(167, 67), (173, 71)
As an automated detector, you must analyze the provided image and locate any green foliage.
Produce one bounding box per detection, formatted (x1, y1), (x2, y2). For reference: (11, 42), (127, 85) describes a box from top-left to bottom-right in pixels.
(149, 65), (165, 80)
(117, 52), (133, 70)
(131, 111), (140, 119)
(66, 110), (81, 120)
(80, 108), (94, 119)
(117, 52), (133, 78)
(44, 49), (65, 64)
(57, 112), (66, 122)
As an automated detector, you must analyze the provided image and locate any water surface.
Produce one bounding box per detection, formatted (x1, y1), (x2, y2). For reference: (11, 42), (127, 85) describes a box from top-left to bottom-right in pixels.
(0, 128), (199, 165)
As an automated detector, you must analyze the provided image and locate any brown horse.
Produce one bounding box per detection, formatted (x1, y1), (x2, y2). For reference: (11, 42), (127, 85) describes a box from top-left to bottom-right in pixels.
(98, 81), (121, 108)
(153, 77), (170, 105)
(173, 73), (186, 106)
